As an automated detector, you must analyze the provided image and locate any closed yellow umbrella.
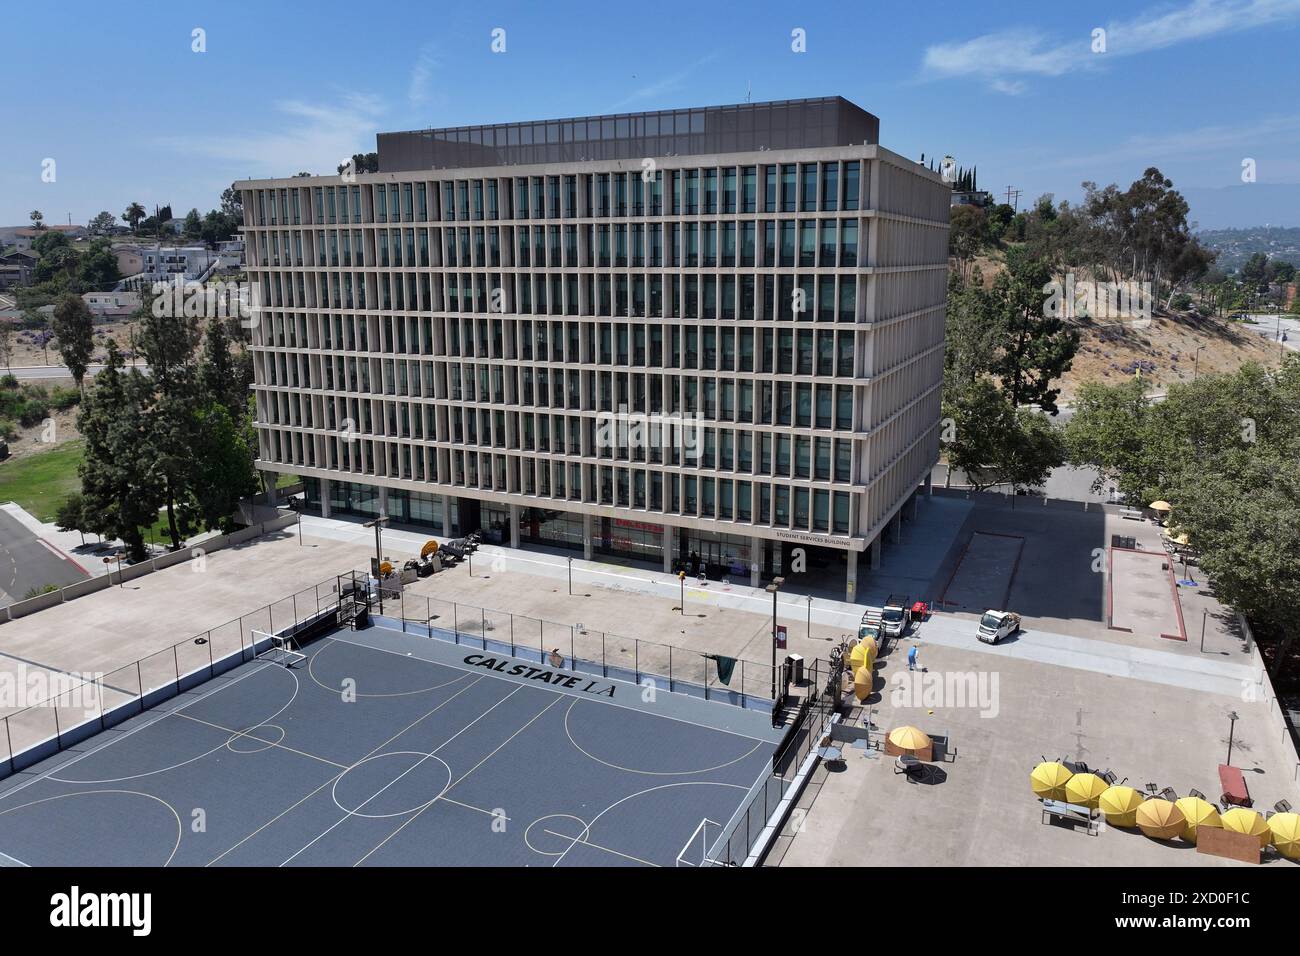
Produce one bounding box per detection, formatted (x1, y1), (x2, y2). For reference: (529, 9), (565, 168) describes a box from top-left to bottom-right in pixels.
(1030, 762), (1073, 801)
(1149, 500), (1172, 512)
(1267, 812), (1300, 860)
(852, 666), (872, 703)
(1221, 808), (1270, 848)
(1064, 772), (1108, 809)
(848, 639), (876, 672)
(886, 726), (932, 759)
(1098, 786), (1144, 827)
(1174, 796), (1221, 844)
(1136, 798), (1185, 840)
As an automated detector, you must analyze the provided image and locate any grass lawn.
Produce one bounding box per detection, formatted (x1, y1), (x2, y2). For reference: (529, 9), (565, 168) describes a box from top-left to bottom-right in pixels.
(0, 441), (84, 522)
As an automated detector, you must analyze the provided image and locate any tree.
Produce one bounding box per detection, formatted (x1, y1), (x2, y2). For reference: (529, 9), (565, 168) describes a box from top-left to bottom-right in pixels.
(948, 205), (988, 272)
(122, 202), (146, 233)
(51, 294), (96, 390)
(183, 402), (259, 534)
(75, 239), (120, 289)
(943, 379), (1065, 491)
(182, 208), (202, 240)
(199, 316), (247, 418)
(77, 340), (162, 561)
(55, 493), (93, 545)
(134, 288), (203, 550)
(337, 152), (378, 175)
(0, 320), (13, 373)
(987, 247), (1080, 414)
(88, 211), (116, 236)
(29, 210), (45, 230)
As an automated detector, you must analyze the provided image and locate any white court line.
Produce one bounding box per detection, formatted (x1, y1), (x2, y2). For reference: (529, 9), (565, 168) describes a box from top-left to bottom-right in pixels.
(542, 828), (657, 867)
(0, 657), (284, 805)
(285, 683), (526, 867)
(0, 848), (30, 866)
(205, 672), (481, 867)
(353, 693), (562, 867)
(335, 627), (777, 744)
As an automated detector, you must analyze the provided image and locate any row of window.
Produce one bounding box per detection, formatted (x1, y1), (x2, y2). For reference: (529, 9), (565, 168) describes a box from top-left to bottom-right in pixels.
(256, 271), (860, 322)
(262, 314), (857, 374)
(251, 218), (862, 272)
(248, 161), (865, 227)
(263, 428), (855, 535)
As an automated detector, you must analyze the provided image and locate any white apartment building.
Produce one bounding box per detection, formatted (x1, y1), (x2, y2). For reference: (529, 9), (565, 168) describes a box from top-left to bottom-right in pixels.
(239, 97), (949, 600)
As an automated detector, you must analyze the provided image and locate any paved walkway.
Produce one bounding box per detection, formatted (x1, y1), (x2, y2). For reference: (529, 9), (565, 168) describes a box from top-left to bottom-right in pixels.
(297, 513), (1262, 700)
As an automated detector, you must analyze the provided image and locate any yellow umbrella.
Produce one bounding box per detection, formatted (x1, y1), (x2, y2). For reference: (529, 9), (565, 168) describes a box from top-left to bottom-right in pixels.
(1221, 808), (1270, 848)
(1135, 798), (1185, 840)
(1098, 786), (1144, 827)
(848, 640), (876, 672)
(1065, 772), (1109, 809)
(1149, 500), (1172, 512)
(1171, 533), (1190, 546)
(1030, 762), (1073, 801)
(1174, 796), (1221, 844)
(886, 726), (932, 759)
(1267, 812), (1300, 860)
(852, 666), (872, 703)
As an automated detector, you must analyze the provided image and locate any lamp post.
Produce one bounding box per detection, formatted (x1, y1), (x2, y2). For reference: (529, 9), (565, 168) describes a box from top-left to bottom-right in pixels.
(363, 515), (388, 614)
(678, 570), (686, 616)
(1225, 711), (1240, 766)
(806, 594), (813, 642)
(568, 556), (573, 596)
(767, 576), (785, 701)
(1193, 345), (1206, 380)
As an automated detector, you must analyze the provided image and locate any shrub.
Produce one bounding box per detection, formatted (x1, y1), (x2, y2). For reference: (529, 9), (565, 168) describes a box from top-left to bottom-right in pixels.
(0, 418), (17, 440)
(17, 399), (49, 428)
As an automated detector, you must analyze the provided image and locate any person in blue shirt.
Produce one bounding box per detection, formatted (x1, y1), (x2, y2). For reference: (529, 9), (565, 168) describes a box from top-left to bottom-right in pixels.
(907, 645), (918, 671)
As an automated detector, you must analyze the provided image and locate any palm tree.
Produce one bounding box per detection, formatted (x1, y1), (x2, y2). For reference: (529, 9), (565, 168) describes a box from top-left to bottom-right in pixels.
(123, 202), (146, 234)
(29, 210), (45, 230)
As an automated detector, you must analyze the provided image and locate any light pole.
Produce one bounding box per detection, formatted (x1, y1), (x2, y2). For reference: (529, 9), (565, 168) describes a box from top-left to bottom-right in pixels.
(567, 556), (573, 596)
(767, 576), (785, 701)
(363, 515), (388, 614)
(1226, 711), (1240, 766)
(806, 594), (813, 642)
(677, 570), (686, 615)
(1193, 345), (1206, 380)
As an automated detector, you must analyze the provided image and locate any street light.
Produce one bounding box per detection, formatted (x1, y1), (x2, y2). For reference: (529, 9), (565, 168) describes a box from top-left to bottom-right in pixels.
(677, 570), (686, 616)
(1226, 711), (1240, 766)
(567, 556), (573, 596)
(363, 516), (389, 614)
(767, 576), (785, 701)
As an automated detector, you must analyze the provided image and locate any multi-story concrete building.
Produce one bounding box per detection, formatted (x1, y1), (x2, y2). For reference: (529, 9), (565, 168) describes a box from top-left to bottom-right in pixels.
(240, 97), (948, 600)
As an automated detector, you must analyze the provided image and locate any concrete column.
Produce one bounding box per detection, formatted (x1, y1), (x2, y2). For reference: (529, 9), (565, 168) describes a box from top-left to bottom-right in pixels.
(870, 534), (881, 571)
(582, 513), (593, 560)
(910, 490), (919, 520)
(320, 479), (332, 518)
(925, 472), (934, 496)
(750, 535), (762, 588)
(662, 525), (673, 573)
(264, 478), (279, 506)
(378, 486), (389, 519)
(845, 549), (858, 603)
(509, 504), (520, 549)
(889, 511), (902, 544)
(440, 497), (451, 537)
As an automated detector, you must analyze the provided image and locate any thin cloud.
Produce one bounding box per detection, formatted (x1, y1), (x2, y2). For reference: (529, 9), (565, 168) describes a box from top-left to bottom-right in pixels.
(155, 93), (385, 178)
(611, 53), (721, 109)
(1050, 115), (1300, 170)
(923, 0), (1300, 93)
(408, 44), (441, 109)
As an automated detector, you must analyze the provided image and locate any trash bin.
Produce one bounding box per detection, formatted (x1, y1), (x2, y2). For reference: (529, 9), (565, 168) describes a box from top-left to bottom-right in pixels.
(786, 653), (805, 686)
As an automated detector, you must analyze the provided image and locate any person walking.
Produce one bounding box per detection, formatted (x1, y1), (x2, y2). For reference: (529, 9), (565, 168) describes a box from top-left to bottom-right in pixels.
(907, 645), (918, 671)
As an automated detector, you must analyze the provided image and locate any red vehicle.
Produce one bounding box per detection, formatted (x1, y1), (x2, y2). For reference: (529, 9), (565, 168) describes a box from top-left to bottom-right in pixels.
(911, 600), (929, 621)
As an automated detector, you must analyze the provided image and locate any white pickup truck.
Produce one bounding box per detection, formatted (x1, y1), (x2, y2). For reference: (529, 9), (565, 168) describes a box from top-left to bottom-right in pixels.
(977, 609), (1021, 644)
(863, 595), (911, 640)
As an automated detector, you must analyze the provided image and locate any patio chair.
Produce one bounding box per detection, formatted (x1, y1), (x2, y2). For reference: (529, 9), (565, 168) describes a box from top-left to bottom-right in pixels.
(1160, 787), (1178, 803)
(1189, 788), (1206, 800)
(1100, 770), (1117, 786)
(1276, 799), (1294, 814)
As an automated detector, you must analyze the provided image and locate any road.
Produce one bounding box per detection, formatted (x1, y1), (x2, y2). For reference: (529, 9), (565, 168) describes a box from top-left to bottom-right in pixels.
(0, 509), (88, 604)
(1243, 312), (1300, 352)
(8, 363), (149, 381)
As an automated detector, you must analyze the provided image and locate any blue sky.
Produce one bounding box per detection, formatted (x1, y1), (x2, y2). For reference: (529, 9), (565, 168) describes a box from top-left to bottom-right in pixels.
(6, 0), (1300, 229)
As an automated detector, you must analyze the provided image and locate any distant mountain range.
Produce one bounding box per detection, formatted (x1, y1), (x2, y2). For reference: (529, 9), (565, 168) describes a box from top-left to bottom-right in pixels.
(1198, 226), (1300, 270)
(1182, 183), (1300, 230)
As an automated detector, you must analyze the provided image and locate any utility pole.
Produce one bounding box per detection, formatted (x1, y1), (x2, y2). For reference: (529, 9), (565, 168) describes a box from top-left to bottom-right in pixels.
(1004, 186), (1022, 212)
